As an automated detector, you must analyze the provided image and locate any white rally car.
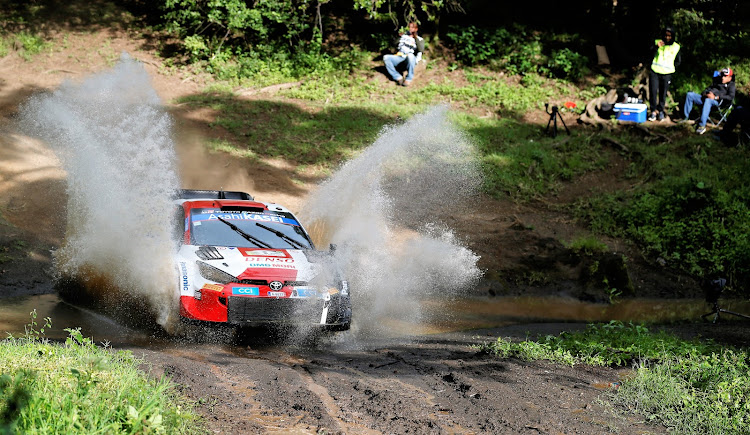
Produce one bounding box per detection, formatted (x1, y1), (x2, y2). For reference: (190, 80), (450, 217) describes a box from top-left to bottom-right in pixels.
(174, 190), (351, 330)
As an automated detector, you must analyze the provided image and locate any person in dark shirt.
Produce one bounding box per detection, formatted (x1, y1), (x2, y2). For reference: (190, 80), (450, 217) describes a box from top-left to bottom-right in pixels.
(714, 105), (749, 145)
(683, 67), (736, 135)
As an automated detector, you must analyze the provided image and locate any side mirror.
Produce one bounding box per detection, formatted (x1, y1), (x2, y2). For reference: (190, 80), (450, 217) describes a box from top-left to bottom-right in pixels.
(329, 243), (337, 253)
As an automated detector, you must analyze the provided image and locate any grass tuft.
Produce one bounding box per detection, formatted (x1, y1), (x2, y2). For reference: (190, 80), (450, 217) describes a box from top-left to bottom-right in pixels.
(0, 311), (203, 434)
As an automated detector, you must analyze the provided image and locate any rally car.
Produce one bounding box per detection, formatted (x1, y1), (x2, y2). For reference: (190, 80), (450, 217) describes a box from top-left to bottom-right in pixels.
(174, 189), (351, 330)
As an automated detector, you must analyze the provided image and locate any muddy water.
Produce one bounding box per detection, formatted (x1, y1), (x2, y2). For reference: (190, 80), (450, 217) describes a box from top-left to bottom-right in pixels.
(1, 293), (735, 346)
(0, 294), (166, 346)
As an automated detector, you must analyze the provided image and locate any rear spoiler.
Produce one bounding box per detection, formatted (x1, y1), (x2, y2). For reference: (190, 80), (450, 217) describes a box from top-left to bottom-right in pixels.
(177, 189), (254, 200)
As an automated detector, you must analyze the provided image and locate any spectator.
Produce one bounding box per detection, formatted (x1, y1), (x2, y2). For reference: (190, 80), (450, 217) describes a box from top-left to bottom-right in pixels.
(648, 27), (681, 121)
(714, 105), (749, 145)
(383, 22), (424, 87)
(683, 68), (736, 135)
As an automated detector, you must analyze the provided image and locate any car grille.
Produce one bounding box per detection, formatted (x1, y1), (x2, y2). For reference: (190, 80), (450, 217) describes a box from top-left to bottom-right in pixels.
(228, 297), (324, 324)
(233, 279), (308, 286)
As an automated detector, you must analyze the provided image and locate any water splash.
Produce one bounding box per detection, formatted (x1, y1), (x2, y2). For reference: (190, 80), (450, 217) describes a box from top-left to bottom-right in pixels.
(18, 53), (179, 326)
(301, 106), (483, 339)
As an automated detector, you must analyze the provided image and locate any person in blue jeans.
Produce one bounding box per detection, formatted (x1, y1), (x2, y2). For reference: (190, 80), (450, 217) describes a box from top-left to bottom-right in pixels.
(683, 68), (736, 134)
(383, 22), (424, 87)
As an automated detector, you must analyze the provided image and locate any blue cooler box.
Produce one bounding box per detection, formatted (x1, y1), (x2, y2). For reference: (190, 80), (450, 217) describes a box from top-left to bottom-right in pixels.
(613, 103), (647, 123)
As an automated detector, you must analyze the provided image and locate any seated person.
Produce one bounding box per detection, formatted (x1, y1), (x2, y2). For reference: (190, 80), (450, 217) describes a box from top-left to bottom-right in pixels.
(383, 22), (424, 87)
(683, 68), (736, 134)
(715, 105), (749, 146)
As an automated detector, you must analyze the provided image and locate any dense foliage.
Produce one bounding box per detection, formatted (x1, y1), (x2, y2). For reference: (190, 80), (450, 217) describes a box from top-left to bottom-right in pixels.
(444, 25), (590, 80)
(572, 131), (750, 291)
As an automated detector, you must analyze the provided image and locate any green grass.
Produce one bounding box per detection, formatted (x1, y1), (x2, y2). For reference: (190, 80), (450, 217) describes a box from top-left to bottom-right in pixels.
(565, 235), (609, 255)
(176, 92), (399, 165)
(479, 321), (750, 434)
(0, 312), (203, 434)
(455, 113), (608, 199)
(15, 31), (48, 61)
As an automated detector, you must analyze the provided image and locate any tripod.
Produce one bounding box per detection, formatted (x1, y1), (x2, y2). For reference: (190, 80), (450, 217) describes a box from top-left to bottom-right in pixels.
(545, 103), (570, 137)
(701, 278), (750, 323)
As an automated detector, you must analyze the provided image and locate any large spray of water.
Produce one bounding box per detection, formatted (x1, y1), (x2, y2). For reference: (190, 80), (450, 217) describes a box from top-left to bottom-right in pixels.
(18, 53), (179, 326)
(302, 106), (483, 338)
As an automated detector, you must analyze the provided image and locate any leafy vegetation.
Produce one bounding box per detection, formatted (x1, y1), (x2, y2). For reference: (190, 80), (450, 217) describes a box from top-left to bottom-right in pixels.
(576, 135), (750, 289)
(444, 25), (590, 81)
(0, 311), (203, 434)
(479, 321), (750, 434)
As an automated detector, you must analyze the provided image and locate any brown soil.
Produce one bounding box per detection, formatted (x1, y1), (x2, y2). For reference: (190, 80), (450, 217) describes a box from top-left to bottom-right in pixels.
(0, 19), (743, 435)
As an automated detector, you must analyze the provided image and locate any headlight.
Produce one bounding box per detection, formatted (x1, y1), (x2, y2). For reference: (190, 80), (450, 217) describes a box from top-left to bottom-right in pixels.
(196, 261), (236, 284)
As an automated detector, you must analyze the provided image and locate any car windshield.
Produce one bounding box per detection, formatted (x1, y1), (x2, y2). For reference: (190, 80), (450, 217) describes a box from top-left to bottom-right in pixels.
(189, 208), (313, 249)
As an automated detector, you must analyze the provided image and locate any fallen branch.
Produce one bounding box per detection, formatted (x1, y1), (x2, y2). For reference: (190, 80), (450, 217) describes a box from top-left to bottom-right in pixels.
(44, 69), (77, 75)
(600, 137), (630, 153)
(634, 124), (672, 143)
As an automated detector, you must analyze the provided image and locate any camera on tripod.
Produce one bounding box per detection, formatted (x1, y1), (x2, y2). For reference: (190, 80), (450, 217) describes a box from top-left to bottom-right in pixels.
(545, 103), (570, 138)
(701, 278), (750, 323)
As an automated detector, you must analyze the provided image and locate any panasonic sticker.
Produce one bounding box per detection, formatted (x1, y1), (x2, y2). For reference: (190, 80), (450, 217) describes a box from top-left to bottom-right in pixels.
(180, 262), (190, 296)
(232, 287), (260, 296)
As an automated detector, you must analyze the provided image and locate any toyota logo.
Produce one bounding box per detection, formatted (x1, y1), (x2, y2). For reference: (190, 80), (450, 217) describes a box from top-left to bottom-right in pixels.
(269, 281), (283, 291)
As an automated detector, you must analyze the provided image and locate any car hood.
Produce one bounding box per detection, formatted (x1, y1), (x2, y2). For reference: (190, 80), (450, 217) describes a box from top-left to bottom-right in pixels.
(178, 245), (326, 283)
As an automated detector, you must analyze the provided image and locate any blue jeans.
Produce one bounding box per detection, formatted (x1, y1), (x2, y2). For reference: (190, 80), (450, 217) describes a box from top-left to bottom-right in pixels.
(384, 54), (416, 81)
(683, 91), (719, 127)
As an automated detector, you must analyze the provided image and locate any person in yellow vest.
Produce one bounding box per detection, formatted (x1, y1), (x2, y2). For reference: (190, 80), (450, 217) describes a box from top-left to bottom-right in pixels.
(648, 27), (681, 121)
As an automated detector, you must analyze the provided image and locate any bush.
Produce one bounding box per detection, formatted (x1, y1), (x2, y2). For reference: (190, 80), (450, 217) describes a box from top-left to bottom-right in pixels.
(445, 24), (589, 80)
(582, 178), (750, 291)
(547, 48), (589, 81)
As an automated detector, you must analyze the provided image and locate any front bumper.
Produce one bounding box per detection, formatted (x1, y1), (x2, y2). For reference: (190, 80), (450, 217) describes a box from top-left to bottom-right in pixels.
(179, 288), (351, 327)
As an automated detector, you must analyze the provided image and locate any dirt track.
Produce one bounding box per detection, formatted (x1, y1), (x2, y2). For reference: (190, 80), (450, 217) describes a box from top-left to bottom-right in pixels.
(124, 325), (657, 435)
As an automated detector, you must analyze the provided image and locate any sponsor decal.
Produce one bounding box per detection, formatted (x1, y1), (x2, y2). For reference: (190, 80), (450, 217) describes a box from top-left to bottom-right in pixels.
(341, 281), (349, 296)
(232, 287), (260, 296)
(244, 257), (293, 263)
(180, 262), (189, 294)
(269, 281), (284, 291)
(328, 288), (340, 295)
(245, 263), (297, 269)
(267, 291), (286, 298)
(202, 284), (224, 292)
(240, 249), (288, 258)
(193, 210), (299, 226)
(294, 288), (318, 298)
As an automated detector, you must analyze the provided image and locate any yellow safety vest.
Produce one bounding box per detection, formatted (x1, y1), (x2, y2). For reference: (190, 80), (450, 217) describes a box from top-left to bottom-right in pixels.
(651, 41), (680, 74)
